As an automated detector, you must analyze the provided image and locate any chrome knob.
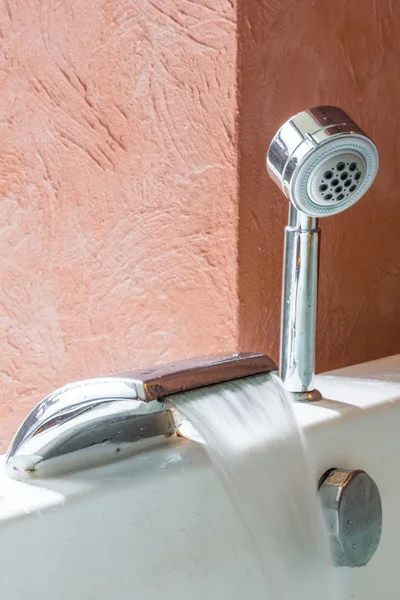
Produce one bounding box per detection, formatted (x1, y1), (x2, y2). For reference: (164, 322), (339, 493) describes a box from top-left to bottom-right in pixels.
(319, 468), (382, 567)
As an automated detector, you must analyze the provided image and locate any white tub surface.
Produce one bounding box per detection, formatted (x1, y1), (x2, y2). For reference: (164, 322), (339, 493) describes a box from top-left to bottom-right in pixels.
(1, 354), (400, 599)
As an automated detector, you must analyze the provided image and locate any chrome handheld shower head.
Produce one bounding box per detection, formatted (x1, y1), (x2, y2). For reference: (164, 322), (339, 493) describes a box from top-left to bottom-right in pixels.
(266, 106), (379, 401)
(267, 106), (379, 218)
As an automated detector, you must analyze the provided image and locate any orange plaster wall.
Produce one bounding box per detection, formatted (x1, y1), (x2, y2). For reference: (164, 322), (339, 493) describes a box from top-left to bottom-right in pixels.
(0, 0), (238, 449)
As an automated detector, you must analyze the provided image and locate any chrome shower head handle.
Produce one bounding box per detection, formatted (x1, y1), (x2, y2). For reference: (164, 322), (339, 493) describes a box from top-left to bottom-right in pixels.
(267, 106), (379, 401)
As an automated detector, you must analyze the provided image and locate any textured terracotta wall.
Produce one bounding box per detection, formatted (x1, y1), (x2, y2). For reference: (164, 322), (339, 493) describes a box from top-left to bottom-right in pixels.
(238, 0), (400, 372)
(0, 0), (238, 449)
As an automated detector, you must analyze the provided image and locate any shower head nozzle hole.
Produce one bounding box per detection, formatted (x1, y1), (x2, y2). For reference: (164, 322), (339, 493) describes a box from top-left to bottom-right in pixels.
(335, 186), (343, 193)
(344, 180), (351, 187)
(340, 172), (348, 180)
(349, 184), (357, 192)
(319, 184), (328, 192)
(324, 171), (333, 179)
(349, 162), (357, 172)
(337, 162), (345, 171)
(337, 194), (345, 201)
(325, 193), (333, 200)
(331, 178), (339, 187)
(355, 172), (361, 180)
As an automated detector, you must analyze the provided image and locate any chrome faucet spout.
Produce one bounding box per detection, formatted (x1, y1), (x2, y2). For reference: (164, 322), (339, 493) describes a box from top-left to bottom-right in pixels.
(6, 353), (277, 478)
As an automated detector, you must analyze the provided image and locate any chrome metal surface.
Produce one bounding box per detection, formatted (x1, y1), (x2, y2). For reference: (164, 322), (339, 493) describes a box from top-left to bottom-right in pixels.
(115, 352), (277, 401)
(319, 468), (382, 567)
(6, 352), (277, 478)
(266, 105), (378, 217)
(267, 106), (379, 400)
(280, 206), (321, 398)
(290, 388), (323, 403)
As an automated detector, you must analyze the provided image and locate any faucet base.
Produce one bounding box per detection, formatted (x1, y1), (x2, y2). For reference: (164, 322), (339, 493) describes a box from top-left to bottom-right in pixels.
(290, 389), (323, 403)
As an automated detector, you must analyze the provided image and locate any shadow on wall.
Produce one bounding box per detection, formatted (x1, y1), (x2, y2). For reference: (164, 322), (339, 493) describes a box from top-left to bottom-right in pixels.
(237, 0), (400, 372)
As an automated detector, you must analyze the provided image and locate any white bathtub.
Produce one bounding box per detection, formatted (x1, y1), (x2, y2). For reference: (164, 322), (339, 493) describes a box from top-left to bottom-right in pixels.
(0, 354), (399, 599)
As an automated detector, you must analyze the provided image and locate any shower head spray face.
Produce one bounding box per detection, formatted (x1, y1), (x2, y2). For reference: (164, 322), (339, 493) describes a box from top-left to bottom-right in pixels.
(267, 106), (379, 217)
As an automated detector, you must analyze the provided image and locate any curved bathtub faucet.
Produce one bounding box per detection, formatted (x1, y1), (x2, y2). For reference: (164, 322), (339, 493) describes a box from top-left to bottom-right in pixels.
(6, 353), (277, 478)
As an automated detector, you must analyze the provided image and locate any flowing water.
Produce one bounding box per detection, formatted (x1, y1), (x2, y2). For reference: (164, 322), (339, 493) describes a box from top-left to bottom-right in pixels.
(171, 373), (337, 600)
